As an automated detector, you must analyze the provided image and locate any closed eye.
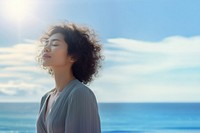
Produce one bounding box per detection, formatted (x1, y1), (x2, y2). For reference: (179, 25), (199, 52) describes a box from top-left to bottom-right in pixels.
(52, 41), (60, 46)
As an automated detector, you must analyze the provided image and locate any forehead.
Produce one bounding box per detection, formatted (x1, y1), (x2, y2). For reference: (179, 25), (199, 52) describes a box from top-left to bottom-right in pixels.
(48, 33), (65, 41)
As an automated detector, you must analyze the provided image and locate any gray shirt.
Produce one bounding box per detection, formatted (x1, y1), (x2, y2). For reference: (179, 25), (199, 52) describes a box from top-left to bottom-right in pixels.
(36, 79), (101, 133)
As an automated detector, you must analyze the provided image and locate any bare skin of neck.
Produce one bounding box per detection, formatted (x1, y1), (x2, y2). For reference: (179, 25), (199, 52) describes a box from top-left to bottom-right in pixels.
(45, 64), (75, 119)
(51, 65), (75, 93)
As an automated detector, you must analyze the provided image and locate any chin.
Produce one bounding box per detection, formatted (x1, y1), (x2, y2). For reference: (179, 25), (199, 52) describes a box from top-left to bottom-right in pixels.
(42, 63), (51, 67)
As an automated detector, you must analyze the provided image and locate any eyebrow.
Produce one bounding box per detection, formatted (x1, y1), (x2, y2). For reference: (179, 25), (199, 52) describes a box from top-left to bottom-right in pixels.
(43, 38), (62, 45)
(50, 39), (62, 42)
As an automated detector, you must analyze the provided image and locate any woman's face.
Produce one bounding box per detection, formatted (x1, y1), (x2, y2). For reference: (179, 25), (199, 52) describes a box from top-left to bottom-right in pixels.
(41, 33), (74, 68)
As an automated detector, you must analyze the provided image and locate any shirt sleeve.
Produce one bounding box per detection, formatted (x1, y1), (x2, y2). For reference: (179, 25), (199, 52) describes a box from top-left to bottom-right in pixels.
(65, 87), (101, 133)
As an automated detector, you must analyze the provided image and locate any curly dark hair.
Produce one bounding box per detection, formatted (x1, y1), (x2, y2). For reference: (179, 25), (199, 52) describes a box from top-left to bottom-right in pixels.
(36, 22), (103, 84)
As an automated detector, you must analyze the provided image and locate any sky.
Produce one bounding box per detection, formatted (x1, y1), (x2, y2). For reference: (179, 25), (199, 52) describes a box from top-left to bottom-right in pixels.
(0, 0), (200, 103)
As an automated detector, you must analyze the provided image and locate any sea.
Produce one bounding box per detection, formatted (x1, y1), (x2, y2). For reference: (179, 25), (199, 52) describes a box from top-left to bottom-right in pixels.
(0, 103), (200, 133)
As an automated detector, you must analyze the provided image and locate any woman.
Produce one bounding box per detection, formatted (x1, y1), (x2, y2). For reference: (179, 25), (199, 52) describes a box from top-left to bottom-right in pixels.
(36, 22), (102, 133)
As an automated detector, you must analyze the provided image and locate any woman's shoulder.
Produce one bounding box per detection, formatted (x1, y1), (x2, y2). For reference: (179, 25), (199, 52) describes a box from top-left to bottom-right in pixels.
(41, 92), (49, 100)
(69, 80), (97, 101)
(42, 88), (54, 97)
(74, 80), (95, 94)
(39, 89), (54, 111)
(40, 88), (54, 102)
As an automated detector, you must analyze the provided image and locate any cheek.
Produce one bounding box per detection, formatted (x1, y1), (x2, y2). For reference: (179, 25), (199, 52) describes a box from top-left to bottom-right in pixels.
(42, 46), (70, 67)
(53, 49), (68, 64)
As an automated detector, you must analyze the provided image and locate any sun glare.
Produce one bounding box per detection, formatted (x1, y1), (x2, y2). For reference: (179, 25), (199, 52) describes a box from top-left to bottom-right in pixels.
(3, 0), (34, 22)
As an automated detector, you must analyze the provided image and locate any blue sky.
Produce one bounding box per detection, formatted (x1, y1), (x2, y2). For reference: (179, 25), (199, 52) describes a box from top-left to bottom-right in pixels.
(0, 0), (200, 102)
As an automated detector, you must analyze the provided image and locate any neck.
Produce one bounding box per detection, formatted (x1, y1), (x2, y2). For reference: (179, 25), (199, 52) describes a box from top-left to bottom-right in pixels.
(52, 66), (75, 92)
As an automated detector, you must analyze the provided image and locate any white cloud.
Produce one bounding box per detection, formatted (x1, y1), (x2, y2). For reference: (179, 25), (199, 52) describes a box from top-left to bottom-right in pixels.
(104, 36), (200, 73)
(0, 41), (53, 102)
(91, 36), (200, 102)
(0, 36), (200, 102)
(107, 36), (200, 54)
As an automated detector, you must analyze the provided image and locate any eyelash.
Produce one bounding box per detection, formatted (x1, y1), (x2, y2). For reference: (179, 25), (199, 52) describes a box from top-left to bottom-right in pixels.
(43, 43), (58, 46)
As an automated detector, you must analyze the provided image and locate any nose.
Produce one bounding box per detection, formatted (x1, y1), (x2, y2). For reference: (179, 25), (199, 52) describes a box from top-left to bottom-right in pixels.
(43, 44), (50, 52)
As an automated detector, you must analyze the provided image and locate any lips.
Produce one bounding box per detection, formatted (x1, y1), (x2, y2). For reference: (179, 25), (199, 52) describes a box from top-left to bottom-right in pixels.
(42, 53), (51, 58)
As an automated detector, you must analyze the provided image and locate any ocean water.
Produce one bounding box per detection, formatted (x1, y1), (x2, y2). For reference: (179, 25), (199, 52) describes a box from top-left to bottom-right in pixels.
(0, 103), (200, 133)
